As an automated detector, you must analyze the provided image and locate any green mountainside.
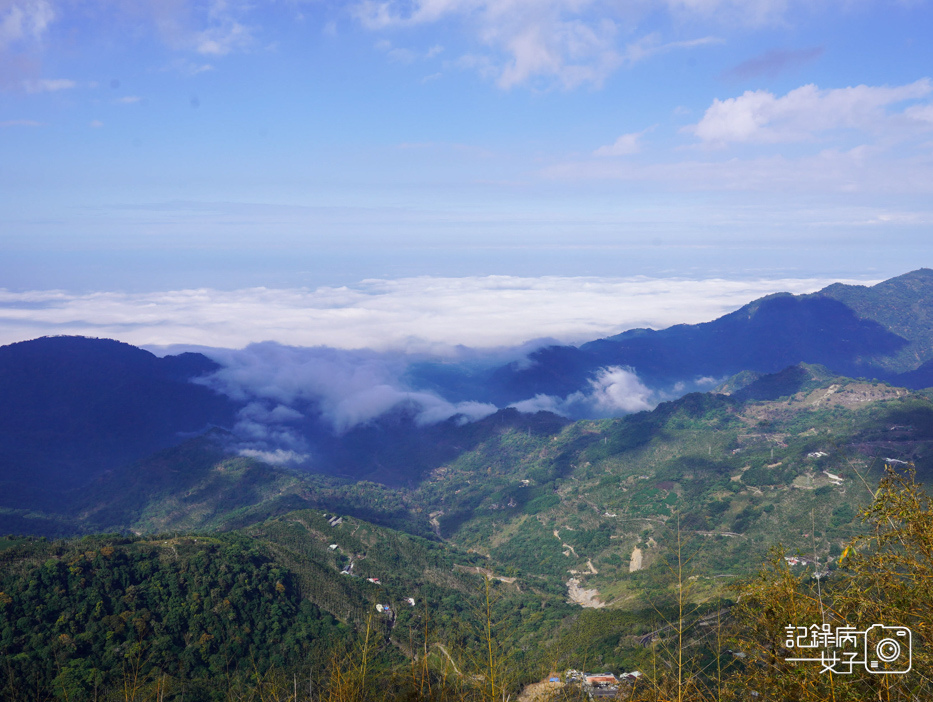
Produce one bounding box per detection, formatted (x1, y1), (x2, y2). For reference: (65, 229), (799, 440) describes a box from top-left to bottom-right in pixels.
(409, 369), (933, 606)
(0, 512), (581, 699)
(6, 364), (933, 698)
(10, 364), (933, 615)
(0, 531), (348, 699)
(0, 430), (437, 540)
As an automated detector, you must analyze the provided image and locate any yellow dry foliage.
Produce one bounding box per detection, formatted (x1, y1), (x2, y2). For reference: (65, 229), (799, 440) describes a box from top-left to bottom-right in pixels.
(729, 465), (933, 701)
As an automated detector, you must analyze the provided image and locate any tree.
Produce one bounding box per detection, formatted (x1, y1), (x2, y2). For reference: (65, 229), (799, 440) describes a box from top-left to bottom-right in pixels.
(730, 465), (933, 701)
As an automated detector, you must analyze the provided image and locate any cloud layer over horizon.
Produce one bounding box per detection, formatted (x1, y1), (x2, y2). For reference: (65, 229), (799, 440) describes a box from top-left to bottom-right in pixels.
(0, 272), (888, 465)
(0, 274), (873, 351)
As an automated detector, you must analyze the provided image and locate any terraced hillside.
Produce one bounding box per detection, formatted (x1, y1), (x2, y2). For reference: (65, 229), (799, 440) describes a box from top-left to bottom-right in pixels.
(406, 365), (933, 609)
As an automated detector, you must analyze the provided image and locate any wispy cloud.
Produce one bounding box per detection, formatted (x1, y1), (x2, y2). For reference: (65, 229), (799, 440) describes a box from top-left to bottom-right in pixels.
(622, 33), (722, 66)
(22, 77), (75, 93)
(375, 38), (417, 63)
(0, 275), (874, 351)
(661, 0), (796, 27)
(1, 0), (257, 63)
(354, 0), (723, 89)
(0, 118), (40, 126)
(196, 17), (251, 55)
(544, 144), (933, 197)
(198, 342), (497, 438)
(905, 103), (933, 124)
(375, 39), (445, 64)
(166, 58), (215, 75)
(0, 0), (54, 48)
(593, 128), (649, 156)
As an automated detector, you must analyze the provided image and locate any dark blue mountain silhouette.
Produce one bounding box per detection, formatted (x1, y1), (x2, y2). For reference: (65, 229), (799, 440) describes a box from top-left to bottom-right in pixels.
(0, 336), (237, 503)
(486, 287), (912, 404)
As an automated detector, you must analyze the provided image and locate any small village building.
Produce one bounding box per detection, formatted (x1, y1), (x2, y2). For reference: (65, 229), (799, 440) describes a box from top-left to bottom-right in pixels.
(585, 673), (618, 687)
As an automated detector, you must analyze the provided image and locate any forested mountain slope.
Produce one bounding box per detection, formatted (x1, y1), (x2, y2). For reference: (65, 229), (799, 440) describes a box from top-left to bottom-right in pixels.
(0, 336), (236, 499)
(0, 511), (576, 700)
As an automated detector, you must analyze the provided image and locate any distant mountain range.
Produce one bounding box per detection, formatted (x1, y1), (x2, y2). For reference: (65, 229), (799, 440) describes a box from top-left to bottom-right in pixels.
(467, 268), (933, 404)
(2, 268), (933, 523)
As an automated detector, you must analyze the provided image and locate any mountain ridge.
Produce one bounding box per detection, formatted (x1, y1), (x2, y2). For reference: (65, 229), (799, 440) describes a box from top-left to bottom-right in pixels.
(482, 268), (933, 405)
(0, 335), (237, 495)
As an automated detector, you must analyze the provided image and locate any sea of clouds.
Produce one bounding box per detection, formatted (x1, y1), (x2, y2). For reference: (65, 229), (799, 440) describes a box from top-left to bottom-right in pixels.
(0, 275), (868, 350)
(0, 274), (877, 463)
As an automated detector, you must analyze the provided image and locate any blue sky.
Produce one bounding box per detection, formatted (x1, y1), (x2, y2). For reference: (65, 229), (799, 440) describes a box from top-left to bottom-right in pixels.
(1, 0), (933, 348)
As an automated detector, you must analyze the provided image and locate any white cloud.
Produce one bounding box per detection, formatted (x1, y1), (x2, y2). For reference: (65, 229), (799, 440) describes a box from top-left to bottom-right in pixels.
(584, 365), (655, 413)
(353, 0), (724, 89)
(166, 58), (215, 75)
(416, 399), (498, 425)
(0, 274), (885, 450)
(0, 0), (257, 60)
(687, 79), (933, 146)
(0, 276), (870, 351)
(594, 129), (646, 156)
(115, 95), (142, 104)
(0, 0), (54, 48)
(496, 13), (620, 89)
(509, 394), (564, 414)
(140, 0), (255, 56)
(0, 118), (40, 126)
(195, 342), (497, 436)
(622, 33), (721, 65)
(511, 365), (655, 417)
(238, 448), (310, 465)
(375, 39), (446, 64)
(22, 78), (75, 93)
(196, 18), (251, 55)
(662, 0), (792, 26)
(351, 0), (837, 89)
(906, 103), (933, 124)
(376, 39), (417, 63)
